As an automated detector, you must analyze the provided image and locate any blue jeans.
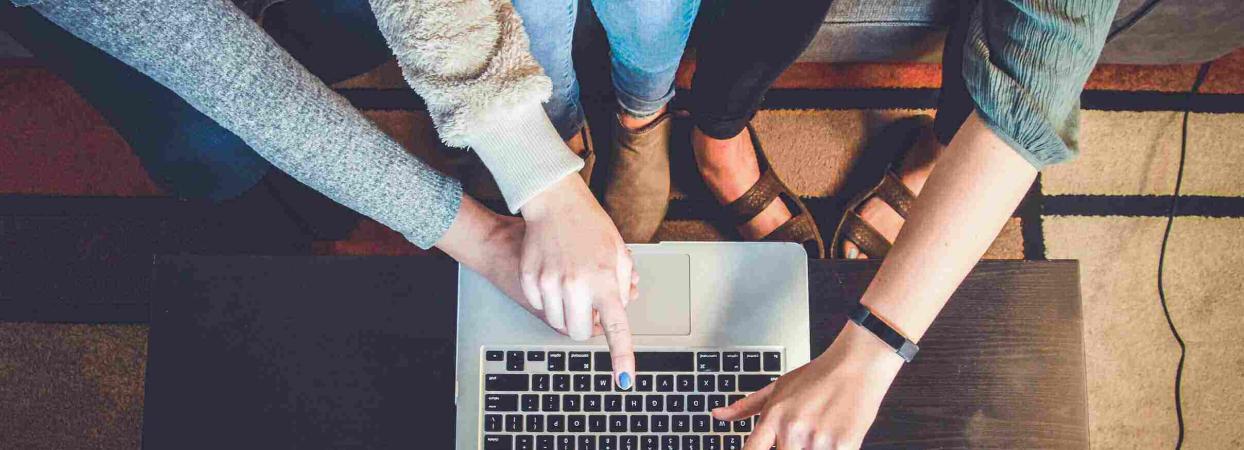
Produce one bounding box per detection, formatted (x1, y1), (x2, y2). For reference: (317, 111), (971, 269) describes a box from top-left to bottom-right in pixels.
(513, 0), (700, 140)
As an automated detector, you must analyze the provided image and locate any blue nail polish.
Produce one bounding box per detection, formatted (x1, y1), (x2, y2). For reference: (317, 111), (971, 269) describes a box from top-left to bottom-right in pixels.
(618, 372), (633, 390)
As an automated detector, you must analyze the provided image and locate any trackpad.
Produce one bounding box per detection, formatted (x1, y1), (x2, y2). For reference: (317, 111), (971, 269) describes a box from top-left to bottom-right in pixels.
(628, 253), (691, 336)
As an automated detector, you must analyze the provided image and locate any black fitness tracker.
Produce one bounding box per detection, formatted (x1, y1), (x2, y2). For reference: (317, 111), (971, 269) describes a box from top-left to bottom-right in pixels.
(848, 303), (919, 363)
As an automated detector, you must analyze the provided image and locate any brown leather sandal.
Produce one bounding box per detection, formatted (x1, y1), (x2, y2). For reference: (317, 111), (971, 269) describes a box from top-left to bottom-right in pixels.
(718, 123), (826, 259)
(830, 115), (933, 259)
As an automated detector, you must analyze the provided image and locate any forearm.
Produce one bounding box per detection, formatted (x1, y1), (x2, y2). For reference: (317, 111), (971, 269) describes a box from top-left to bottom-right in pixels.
(32, 0), (462, 248)
(859, 111), (1037, 342)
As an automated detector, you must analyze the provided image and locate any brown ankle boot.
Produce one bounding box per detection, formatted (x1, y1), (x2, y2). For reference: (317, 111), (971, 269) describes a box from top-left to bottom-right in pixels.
(575, 125), (596, 184)
(602, 112), (673, 243)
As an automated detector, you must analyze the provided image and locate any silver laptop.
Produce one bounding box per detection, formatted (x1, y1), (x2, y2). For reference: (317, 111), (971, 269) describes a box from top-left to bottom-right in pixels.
(455, 242), (810, 450)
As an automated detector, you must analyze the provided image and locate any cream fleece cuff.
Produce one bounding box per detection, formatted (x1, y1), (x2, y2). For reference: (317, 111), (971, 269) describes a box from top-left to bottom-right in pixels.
(465, 102), (585, 213)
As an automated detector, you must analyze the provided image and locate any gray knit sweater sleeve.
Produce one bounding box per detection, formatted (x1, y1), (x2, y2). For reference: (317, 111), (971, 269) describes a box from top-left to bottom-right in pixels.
(962, 0), (1118, 169)
(31, 0), (463, 249)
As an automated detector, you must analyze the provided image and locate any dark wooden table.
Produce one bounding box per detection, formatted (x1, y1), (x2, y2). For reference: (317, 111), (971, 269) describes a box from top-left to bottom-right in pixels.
(143, 256), (1086, 449)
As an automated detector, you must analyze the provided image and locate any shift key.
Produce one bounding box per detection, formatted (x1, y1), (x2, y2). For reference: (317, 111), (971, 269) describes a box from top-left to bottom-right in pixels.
(737, 374), (780, 392)
(485, 374), (529, 391)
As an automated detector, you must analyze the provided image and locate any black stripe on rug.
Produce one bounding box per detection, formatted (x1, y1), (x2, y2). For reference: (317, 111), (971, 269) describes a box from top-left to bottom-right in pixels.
(1044, 195), (1244, 217)
(339, 88), (1244, 113)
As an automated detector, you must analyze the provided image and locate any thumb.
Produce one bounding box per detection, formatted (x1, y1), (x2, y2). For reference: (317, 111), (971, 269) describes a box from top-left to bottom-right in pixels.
(712, 383), (773, 421)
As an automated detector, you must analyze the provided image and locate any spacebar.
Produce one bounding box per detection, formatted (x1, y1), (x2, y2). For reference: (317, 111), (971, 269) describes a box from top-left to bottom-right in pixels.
(634, 352), (694, 372)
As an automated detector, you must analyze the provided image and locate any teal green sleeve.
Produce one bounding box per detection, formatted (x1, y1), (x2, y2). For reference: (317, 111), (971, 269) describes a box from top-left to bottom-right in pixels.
(962, 0), (1118, 169)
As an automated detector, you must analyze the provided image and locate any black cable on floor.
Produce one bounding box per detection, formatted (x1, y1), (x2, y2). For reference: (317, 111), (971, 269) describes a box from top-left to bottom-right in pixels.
(1160, 61), (1212, 449)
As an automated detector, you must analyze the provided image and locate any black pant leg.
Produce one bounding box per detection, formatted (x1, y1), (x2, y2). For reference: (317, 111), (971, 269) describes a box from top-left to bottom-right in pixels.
(932, 0), (979, 146)
(689, 0), (836, 140)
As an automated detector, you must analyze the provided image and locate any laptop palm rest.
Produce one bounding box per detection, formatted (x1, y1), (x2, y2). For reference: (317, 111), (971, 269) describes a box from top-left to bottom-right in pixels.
(628, 253), (691, 336)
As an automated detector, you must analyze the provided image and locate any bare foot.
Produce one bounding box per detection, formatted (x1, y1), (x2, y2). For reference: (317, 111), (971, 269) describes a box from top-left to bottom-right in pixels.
(842, 127), (944, 259)
(692, 126), (793, 240)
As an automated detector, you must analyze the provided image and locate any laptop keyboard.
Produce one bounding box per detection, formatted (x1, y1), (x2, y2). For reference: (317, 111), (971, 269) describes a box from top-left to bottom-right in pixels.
(480, 347), (783, 450)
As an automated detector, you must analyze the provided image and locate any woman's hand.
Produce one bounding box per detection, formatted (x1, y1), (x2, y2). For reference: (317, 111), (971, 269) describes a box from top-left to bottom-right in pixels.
(519, 174), (639, 387)
(437, 194), (629, 336)
(713, 322), (906, 450)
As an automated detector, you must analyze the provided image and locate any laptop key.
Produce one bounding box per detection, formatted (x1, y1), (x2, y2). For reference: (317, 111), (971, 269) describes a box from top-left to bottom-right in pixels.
(644, 436), (660, 450)
(763, 352), (781, 372)
(636, 374), (654, 392)
(682, 435), (700, 450)
(621, 435), (638, 450)
(557, 436), (574, 450)
(526, 415), (544, 433)
(506, 414), (523, 432)
(589, 414), (606, 432)
(738, 375), (779, 392)
(522, 394), (539, 412)
(724, 435), (742, 450)
(574, 374), (592, 392)
(507, 351), (525, 371)
(728, 395), (745, 405)
(600, 435), (617, 450)
(563, 394), (581, 412)
(568, 351), (592, 371)
(662, 436), (679, 450)
(486, 351), (504, 361)
(723, 352), (741, 372)
(533, 374), (550, 392)
(538, 436), (555, 450)
(548, 352), (566, 371)
(708, 395), (726, 410)
(553, 374), (571, 392)
(656, 375), (674, 392)
(687, 395), (705, 412)
(547, 414), (565, 432)
(485, 374), (528, 391)
(717, 374), (736, 392)
(568, 414), (586, 432)
(697, 375), (715, 392)
(630, 415), (649, 432)
(485, 394), (518, 412)
(578, 436), (596, 450)
(484, 414), (502, 432)
(542, 394), (560, 412)
(676, 375), (694, 392)
(703, 435), (721, 450)
(517, 435), (534, 450)
(635, 352), (694, 372)
(605, 394), (623, 412)
(594, 352), (612, 372)
(584, 394), (602, 412)
(666, 394), (685, 412)
(484, 435), (512, 450)
(646, 394), (664, 412)
(626, 396), (644, 412)
(652, 415), (670, 432)
(696, 352), (720, 372)
(734, 416), (752, 432)
(692, 414), (710, 432)
(594, 374), (612, 392)
(672, 414), (690, 432)
(712, 416), (731, 432)
(610, 414), (628, 432)
(528, 351), (545, 361)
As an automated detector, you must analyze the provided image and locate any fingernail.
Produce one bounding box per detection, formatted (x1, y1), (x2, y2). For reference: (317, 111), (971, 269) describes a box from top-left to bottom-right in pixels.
(617, 372), (633, 390)
(846, 247), (859, 259)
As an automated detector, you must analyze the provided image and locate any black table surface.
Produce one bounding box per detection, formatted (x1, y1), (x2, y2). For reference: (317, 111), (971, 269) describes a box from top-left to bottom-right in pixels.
(144, 256), (1086, 449)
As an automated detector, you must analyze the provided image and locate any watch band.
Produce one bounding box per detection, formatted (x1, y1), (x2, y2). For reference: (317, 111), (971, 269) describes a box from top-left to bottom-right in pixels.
(848, 303), (919, 363)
